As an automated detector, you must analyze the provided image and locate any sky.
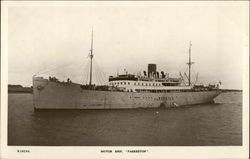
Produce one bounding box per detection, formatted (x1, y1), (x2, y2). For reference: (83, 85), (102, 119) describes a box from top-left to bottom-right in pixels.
(6, 1), (249, 89)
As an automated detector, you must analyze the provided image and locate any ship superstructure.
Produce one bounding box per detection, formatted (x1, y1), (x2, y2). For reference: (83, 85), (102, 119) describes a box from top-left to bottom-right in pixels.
(108, 64), (192, 93)
(32, 32), (221, 110)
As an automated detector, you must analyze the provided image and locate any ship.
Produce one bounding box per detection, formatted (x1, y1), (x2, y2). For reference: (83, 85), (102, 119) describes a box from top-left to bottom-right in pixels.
(33, 31), (221, 110)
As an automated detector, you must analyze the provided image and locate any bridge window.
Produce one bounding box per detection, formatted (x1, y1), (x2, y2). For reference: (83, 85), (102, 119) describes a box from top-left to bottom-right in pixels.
(124, 82), (126, 85)
(145, 83), (147, 86)
(128, 82), (130, 85)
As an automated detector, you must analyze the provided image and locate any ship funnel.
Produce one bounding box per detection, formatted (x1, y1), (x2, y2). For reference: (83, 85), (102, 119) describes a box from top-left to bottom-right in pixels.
(156, 72), (159, 78)
(161, 71), (165, 78)
(148, 64), (157, 78)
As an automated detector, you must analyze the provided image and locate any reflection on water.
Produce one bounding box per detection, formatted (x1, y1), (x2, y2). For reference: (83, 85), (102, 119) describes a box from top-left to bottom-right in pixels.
(8, 92), (242, 146)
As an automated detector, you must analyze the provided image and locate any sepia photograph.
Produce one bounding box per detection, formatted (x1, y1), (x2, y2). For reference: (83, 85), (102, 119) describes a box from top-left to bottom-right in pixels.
(1, 1), (249, 159)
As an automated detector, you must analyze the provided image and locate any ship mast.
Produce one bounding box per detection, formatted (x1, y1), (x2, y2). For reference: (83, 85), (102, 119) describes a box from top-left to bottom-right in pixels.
(89, 29), (94, 86)
(187, 41), (194, 86)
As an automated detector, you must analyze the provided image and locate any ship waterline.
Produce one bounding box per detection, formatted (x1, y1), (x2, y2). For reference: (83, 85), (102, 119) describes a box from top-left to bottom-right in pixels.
(33, 77), (221, 110)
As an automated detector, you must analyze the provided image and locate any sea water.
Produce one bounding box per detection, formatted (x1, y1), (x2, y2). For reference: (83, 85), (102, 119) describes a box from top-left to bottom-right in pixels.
(8, 92), (242, 146)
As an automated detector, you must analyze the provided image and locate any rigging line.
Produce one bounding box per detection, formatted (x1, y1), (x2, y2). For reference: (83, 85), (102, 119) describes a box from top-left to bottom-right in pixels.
(94, 61), (104, 85)
(77, 62), (86, 78)
(96, 70), (104, 85)
(94, 66), (101, 85)
(83, 60), (90, 85)
(192, 66), (196, 74)
(37, 61), (78, 76)
(91, 62), (98, 85)
(85, 71), (89, 85)
(98, 68), (107, 84)
(81, 60), (89, 84)
(95, 67), (102, 85)
(97, 66), (104, 85)
(95, 66), (103, 85)
(93, 59), (107, 78)
(184, 67), (188, 74)
(93, 60), (107, 84)
(99, 67), (106, 84)
(92, 59), (104, 84)
(192, 67), (197, 82)
(35, 62), (60, 76)
(195, 72), (199, 84)
(95, 62), (104, 84)
(94, 70), (99, 85)
(86, 61), (91, 85)
(100, 71), (106, 84)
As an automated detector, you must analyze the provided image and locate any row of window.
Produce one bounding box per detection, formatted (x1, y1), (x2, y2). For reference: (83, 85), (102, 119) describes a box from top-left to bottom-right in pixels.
(134, 83), (161, 86)
(129, 96), (174, 101)
(110, 82), (161, 86)
(110, 82), (130, 85)
(159, 96), (174, 100)
(135, 89), (184, 93)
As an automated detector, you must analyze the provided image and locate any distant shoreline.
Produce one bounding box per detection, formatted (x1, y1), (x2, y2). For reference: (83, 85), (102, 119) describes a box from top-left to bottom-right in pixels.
(221, 89), (242, 92)
(8, 85), (33, 94)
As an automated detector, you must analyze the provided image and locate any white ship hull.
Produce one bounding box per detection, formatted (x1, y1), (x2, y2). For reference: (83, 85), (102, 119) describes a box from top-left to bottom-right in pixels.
(33, 77), (221, 110)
